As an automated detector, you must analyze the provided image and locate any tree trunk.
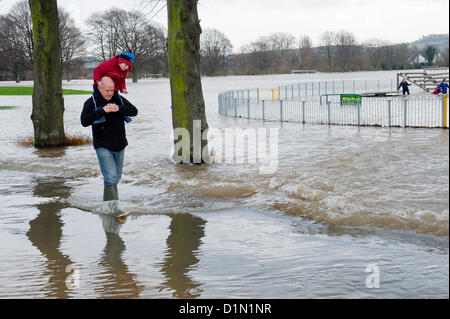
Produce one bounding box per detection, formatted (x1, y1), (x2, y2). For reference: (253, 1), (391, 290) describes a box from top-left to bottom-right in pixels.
(132, 64), (138, 83)
(29, 0), (66, 148)
(167, 0), (209, 164)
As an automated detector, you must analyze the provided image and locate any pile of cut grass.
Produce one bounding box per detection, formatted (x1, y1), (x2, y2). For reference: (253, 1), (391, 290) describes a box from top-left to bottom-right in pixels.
(0, 86), (91, 96)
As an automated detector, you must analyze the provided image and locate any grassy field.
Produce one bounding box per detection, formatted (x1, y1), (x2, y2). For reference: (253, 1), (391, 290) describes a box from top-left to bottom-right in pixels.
(0, 87), (91, 96)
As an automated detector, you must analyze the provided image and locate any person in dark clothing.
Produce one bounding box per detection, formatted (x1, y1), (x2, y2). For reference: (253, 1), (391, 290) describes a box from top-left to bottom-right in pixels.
(437, 78), (449, 95)
(81, 77), (138, 207)
(398, 78), (411, 95)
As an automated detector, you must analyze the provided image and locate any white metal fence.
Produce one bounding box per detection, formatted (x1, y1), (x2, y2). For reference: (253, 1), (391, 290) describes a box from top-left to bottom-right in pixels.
(218, 80), (449, 128)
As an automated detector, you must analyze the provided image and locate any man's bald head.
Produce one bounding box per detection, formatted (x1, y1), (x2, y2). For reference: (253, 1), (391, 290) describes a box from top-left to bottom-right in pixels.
(98, 76), (115, 101)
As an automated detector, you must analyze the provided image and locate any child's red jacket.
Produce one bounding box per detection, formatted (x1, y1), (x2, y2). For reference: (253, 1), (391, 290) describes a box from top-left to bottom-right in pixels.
(93, 56), (131, 92)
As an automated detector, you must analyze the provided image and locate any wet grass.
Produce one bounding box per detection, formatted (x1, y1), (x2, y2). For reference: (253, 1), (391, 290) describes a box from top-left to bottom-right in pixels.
(0, 87), (91, 96)
(18, 133), (92, 148)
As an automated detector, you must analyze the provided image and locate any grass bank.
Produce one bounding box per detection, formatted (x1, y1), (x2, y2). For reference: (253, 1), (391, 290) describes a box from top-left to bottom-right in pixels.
(0, 87), (91, 96)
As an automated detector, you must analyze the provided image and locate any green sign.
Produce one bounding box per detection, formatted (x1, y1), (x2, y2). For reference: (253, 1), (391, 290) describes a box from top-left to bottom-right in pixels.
(341, 94), (362, 105)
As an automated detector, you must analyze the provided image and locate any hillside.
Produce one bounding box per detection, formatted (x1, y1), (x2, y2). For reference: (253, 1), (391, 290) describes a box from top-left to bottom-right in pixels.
(409, 34), (449, 52)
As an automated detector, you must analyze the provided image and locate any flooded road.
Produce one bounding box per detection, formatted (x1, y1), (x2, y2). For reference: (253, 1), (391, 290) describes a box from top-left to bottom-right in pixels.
(0, 71), (448, 298)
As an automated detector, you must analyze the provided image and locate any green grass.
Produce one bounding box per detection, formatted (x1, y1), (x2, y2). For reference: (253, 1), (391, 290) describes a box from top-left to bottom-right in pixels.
(0, 87), (91, 96)
(0, 106), (18, 110)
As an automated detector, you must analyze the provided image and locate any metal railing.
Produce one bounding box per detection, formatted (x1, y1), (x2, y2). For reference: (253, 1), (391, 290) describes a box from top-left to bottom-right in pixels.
(218, 80), (449, 128)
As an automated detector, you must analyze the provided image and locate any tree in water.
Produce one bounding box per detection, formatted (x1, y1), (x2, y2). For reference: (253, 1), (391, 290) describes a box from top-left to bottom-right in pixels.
(29, 0), (66, 147)
(167, 0), (209, 164)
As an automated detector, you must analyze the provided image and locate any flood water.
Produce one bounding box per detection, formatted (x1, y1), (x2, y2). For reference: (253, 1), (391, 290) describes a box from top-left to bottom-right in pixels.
(0, 70), (448, 298)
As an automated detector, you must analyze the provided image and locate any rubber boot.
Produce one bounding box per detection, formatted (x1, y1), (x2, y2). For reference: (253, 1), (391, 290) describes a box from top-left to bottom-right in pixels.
(103, 186), (118, 201)
(103, 185), (124, 217)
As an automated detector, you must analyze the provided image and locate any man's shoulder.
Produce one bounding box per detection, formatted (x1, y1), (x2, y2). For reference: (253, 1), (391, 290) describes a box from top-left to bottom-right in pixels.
(83, 96), (94, 106)
(117, 94), (131, 104)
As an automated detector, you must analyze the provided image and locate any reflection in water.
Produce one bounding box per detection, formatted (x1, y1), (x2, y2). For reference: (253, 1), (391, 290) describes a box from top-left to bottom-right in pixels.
(26, 177), (73, 298)
(33, 147), (67, 159)
(158, 213), (206, 298)
(95, 214), (143, 298)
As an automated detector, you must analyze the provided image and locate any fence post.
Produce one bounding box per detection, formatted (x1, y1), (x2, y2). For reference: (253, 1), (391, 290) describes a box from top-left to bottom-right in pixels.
(247, 98), (250, 119)
(388, 100), (392, 127)
(280, 100), (283, 122)
(302, 101), (306, 123)
(262, 100), (265, 121)
(225, 93), (228, 116)
(443, 94), (448, 128)
(357, 102), (361, 126)
(234, 98), (238, 118)
(404, 99), (408, 127)
(291, 84), (294, 98)
(328, 101), (331, 125)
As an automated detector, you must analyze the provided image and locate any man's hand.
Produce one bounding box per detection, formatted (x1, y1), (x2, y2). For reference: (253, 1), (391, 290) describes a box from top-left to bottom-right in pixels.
(120, 89), (128, 94)
(103, 103), (119, 113)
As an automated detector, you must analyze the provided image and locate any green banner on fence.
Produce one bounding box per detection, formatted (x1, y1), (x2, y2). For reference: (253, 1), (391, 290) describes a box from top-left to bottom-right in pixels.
(341, 94), (362, 105)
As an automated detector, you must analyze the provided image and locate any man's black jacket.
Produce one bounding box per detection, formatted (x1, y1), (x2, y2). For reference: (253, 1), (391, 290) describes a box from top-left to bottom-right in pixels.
(81, 93), (138, 151)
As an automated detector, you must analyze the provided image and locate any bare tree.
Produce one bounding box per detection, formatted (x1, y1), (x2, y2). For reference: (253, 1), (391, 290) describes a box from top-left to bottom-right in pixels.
(0, 0), (34, 82)
(9, 0), (34, 66)
(299, 35), (316, 70)
(268, 32), (296, 52)
(320, 31), (335, 71)
(138, 23), (167, 76)
(86, 9), (123, 61)
(0, 16), (29, 82)
(363, 38), (390, 70)
(200, 28), (232, 75)
(86, 8), (167, 81)
(333, 30), (361, 71)
(241, 37), (274, 74)
(59, 8), (86, 81)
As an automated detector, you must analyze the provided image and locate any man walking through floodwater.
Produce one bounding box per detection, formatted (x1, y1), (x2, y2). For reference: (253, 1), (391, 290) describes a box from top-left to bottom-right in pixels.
(81, 76), (138, 210)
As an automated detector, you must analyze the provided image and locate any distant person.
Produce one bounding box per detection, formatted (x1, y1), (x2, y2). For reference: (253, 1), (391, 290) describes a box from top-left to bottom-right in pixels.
(432, 86), (441, 95)
(437, 78), (449, 95)
(398, 78), (411, 95)
(93, 50), (135, 123)
(81, 76), (138, 210)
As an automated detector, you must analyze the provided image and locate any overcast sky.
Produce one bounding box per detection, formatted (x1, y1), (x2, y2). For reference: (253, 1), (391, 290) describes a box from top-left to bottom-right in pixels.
(0, 0), (448, 52)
